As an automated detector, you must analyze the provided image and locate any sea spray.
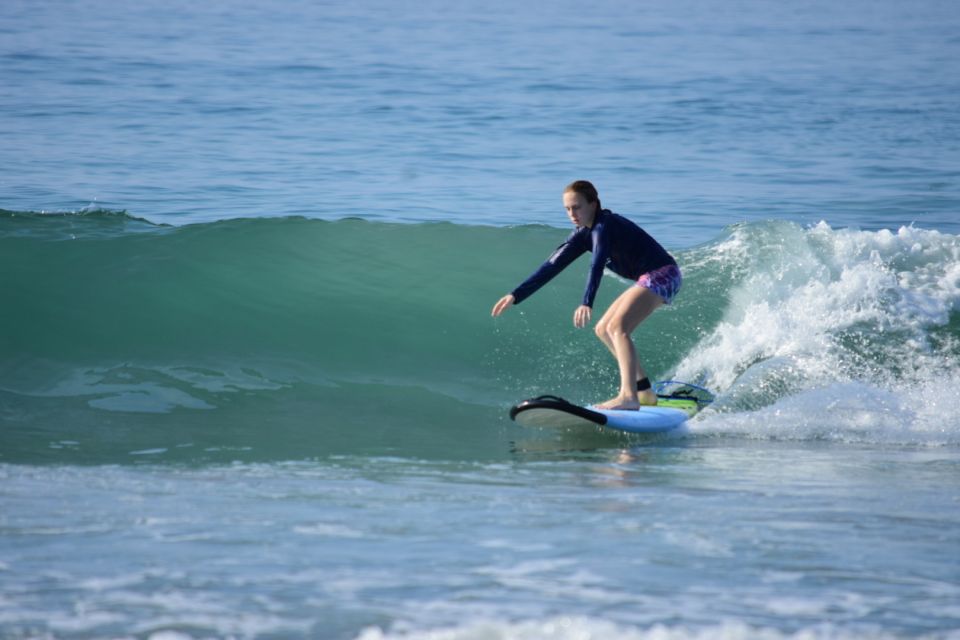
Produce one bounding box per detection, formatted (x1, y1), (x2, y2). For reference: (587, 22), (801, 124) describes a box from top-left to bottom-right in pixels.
(676, 221), (960, 443)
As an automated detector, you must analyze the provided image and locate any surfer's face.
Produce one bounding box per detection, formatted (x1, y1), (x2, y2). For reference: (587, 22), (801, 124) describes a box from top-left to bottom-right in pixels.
(563, 191), (596, 228)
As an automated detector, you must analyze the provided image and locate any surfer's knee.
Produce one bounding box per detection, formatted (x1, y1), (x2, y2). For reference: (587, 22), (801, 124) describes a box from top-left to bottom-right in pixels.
(594, 319), (608, 341)
(603, 315), (631, 340)
(595, 317), (623, 342)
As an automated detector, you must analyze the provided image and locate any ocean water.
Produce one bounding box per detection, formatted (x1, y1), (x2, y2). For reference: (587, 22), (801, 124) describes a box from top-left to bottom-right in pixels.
(2, 1), (960, 639)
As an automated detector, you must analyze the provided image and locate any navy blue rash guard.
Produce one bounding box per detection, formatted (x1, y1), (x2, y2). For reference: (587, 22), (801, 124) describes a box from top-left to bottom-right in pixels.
(510, 209), (677, 308)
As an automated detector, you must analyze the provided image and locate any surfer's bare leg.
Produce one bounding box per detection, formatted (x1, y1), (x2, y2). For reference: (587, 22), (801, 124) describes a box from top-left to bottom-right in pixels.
(594, 286), (662, 410)
(593, 293), (647, 381)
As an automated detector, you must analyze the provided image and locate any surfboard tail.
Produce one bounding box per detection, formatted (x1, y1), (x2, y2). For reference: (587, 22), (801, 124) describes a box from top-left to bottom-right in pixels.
(654, 380), (716, 409)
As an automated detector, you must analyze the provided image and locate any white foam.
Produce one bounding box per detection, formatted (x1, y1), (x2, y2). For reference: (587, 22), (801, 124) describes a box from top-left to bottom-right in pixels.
(148, 632), (194, 640)
(354, 617), (903, 640)
(677, 222), (960, 444)
(292, 522), (366, 538)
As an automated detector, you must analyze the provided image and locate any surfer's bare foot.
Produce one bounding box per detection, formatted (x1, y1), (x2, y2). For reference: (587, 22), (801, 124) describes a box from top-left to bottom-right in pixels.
(596, 390), (658, 410)
(596, 395), (641, 411)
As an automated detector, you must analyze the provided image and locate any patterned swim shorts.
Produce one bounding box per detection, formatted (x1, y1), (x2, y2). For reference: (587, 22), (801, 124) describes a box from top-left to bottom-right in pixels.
(636, 263), (682, 304)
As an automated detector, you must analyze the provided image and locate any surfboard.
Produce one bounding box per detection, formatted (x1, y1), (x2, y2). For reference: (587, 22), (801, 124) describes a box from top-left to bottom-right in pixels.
(509, 381), (714, 434)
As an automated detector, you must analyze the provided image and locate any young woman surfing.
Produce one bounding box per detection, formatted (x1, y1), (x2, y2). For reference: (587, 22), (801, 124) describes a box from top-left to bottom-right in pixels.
(491, 180), (681, 410)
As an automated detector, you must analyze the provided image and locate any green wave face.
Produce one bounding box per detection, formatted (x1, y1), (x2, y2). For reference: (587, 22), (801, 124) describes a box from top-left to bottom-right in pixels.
(2, 211), (958, 462)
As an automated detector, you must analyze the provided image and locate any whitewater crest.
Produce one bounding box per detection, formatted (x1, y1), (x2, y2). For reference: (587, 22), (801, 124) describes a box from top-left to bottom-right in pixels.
(676, 221), (960, 444)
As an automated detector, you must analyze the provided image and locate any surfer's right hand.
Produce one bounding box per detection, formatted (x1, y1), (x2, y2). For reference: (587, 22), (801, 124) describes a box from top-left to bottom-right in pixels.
(491, 294), (515, 317)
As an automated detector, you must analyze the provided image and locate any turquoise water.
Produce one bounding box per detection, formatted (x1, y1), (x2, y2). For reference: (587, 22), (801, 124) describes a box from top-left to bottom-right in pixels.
(3, 1), (960, 638)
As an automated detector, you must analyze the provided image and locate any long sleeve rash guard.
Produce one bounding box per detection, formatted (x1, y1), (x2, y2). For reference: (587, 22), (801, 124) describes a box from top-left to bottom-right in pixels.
(510, 209), (676, 308)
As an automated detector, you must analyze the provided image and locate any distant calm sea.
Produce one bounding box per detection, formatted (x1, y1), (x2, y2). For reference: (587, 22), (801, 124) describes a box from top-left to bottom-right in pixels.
(2, 1), (959, 639)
